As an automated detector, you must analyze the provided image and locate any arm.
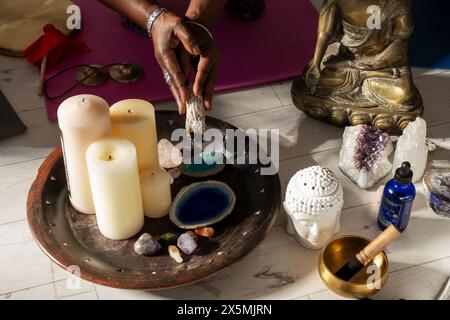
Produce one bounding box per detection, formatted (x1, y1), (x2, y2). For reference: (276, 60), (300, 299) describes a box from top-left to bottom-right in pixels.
(305, 0), (338, 92)
(311, 0), (339, 67)
(98, 0), (156, 30)
(185, 0), (227, 108)
(98, 0), (224, 112)
(351, 5), (413, 70)
(379, 7), (413, 67)
(98, 0), (201, 113)
(186, 0), (227, 27)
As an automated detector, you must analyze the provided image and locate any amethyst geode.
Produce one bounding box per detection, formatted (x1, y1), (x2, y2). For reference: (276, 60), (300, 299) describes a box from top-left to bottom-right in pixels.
(339, 125), (393, 189)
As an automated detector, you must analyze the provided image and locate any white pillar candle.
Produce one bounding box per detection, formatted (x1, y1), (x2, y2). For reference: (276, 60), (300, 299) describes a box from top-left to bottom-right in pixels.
(86, 137), (144, 240)
(57, 94), (111, 214)
(140, 169), (172, 218)
(110, 99), (160, 172)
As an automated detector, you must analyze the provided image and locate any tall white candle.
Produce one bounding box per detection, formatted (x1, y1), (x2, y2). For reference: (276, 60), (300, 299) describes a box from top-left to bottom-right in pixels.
(110, 99), (160, 172)
(140, 169), (172, 218)
(57, 94), (111, 214)
(86, 137), (144, 240)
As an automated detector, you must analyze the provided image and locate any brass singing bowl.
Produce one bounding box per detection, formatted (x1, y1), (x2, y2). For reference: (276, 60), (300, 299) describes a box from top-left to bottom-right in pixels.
(318, 236), (389, 299)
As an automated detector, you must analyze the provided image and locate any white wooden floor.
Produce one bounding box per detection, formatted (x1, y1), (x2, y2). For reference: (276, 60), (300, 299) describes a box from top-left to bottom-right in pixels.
(1, 0), (450, 299)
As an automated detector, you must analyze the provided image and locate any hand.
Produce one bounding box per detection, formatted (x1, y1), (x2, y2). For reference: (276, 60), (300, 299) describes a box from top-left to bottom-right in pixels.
(171, 22), (220, 111)
(349, 55), (388, 70)
(187, 22), (221, 111)
(305, 63), (321, 93)
(151, 11), (201, 114)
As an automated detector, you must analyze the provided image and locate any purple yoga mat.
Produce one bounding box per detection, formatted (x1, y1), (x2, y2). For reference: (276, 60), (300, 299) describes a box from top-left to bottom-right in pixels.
(44, 0), (318, 120)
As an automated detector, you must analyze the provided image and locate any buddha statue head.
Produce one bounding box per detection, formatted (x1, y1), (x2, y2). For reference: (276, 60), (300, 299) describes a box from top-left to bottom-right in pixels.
(284, 166), (344, 249)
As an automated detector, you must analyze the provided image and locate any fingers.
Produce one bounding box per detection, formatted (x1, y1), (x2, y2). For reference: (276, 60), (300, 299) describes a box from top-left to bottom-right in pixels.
(157, 50), (191, 113)
(174, 23), (201, 56)
(202, 64), (219, 110)
(193, 50), (220, 110)
(167, 80), (186, 114)
(176, 46), (191, 80)
(193, 55), (213, 97)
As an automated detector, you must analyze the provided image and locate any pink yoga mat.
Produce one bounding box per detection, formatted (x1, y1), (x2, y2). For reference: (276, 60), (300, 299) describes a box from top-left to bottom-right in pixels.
(44, 0), (318, 120)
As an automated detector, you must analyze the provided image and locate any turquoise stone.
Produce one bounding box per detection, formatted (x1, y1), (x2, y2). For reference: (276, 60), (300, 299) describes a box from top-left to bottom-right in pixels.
(181, 152), (225, 178)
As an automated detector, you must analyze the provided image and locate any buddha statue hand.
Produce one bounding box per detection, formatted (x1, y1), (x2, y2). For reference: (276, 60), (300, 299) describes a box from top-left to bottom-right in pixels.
(349, 54), (389, 71)
(305, 63), (321, 94)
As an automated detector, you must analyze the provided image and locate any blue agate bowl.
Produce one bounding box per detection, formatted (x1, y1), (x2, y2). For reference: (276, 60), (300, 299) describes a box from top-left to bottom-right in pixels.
(169, 181), (236, 229)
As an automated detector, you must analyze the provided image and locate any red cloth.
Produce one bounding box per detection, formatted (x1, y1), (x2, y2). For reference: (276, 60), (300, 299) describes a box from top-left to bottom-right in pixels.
(24, 24), (89, 69)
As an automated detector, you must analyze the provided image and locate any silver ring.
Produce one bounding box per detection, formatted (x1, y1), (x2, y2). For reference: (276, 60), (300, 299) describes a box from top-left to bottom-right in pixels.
(164, 72), (171, 85)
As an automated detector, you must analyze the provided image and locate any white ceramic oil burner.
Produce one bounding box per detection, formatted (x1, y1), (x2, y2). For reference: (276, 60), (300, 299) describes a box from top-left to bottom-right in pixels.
(284, 166), (344, 250)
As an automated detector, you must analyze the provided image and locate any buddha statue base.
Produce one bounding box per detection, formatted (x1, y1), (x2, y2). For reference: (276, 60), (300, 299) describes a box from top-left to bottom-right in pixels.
(292, 76), (423, 135)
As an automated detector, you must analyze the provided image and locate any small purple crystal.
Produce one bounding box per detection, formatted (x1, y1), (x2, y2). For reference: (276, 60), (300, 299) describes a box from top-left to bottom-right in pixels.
(354, 125), (390, 172)
(134, 233), (162, 256)
(177, 231), (198, 255)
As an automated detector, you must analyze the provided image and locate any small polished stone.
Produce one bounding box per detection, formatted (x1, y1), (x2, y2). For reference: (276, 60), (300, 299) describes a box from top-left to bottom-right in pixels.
(195, 227), (215, 238)
(168, 245), (183, 263)
(177, 231), (198, 255)
(134, 233), (162, 256)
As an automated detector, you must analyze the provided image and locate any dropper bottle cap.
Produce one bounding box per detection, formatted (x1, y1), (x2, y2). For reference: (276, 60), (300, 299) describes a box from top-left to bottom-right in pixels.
(394, 161), (414, 184)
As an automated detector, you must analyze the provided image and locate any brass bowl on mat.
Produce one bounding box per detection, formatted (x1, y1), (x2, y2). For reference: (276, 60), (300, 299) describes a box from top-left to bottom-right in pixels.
(318, 236), (389, 299)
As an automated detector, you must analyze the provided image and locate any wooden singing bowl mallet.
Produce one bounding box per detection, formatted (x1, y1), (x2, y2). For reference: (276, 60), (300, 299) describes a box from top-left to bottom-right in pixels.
(334, 224), (401, 281)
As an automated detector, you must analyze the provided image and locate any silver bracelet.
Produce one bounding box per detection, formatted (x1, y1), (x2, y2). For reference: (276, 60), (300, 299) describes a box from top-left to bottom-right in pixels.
(147, 7), (167, 38)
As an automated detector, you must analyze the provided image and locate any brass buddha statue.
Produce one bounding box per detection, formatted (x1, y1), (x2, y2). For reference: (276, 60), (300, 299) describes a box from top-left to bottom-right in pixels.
(292, 0), (423, 134)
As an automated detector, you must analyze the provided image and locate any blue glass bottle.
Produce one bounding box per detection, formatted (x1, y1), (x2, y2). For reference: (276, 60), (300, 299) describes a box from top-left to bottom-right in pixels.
(377, 162), (416, 232)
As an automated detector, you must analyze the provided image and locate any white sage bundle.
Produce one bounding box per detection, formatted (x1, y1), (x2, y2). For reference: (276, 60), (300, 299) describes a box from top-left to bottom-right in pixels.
(185, 94), (206, 135)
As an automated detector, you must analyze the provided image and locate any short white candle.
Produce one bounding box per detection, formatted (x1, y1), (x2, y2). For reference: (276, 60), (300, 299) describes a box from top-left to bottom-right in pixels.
(57, 94), (111, 214)
(110, 99), (160, 172)
(140, 169), (172, 218)
(86, 137), (144, 240)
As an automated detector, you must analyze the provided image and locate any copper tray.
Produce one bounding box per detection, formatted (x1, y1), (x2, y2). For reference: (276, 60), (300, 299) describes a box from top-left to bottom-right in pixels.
(27, 111), (280, 290)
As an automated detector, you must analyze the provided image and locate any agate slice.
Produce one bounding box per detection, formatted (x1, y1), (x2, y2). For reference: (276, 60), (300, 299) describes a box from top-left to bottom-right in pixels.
(181, 152), (225, 178)
(339, 125), (393, 189)
(423, 168), (450, 218)
(169, 181), (236, 229)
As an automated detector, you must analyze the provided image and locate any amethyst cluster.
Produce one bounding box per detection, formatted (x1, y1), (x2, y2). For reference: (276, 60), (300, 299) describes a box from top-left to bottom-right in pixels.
(354, 125), (390, 172)
(339, 125), (393, 189)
